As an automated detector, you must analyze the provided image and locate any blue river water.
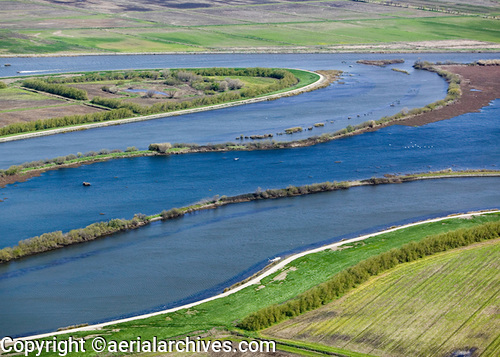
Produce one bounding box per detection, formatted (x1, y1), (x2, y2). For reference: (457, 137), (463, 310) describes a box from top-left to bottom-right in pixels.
(0, 177), (498, 338)
(0, 61), (446, 168)
(0, 52), (499, 338)
(0, 100), (499, 247)
(0, 52), (498, 168)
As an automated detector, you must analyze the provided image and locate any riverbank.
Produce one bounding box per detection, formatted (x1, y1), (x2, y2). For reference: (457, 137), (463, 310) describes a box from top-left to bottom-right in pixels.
(2, 170), (499, 263)
(394, 64), (500, 126)
(0, 69), (327, 143)
(12, 209), (500, 344)
(3, 62), (495, 178)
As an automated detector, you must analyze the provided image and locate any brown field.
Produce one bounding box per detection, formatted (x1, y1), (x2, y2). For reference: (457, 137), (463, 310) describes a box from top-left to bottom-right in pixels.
(0, 104), (103, 127)
(0, 97), (63, 111)
(126, 10), (247, 26)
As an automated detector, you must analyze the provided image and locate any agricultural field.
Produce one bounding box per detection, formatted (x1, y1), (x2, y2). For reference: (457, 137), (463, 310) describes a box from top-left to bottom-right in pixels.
(0, 0), (499, 54)
(265, 239), (500, 356)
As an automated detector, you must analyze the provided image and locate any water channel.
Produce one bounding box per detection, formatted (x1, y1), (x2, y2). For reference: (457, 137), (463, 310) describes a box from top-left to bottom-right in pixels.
(0, 52), (498, 337)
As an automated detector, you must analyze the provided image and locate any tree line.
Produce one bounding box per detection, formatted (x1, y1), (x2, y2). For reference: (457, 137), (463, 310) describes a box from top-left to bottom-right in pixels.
(0, 108), (133, 136)
(23, 79), (88, 100)
(0, 215), (150, 263)
(237, 220), (500, 330)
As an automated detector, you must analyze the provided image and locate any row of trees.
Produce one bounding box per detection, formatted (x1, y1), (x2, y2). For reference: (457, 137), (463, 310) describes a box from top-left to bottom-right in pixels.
(238, 220), (500, 330)
(0, 108), (133, 136)
(45, 70), (164, 83)
(192, 67), (290, 79)
(0, 215), (150, 263)
(23, 79), (88, 100)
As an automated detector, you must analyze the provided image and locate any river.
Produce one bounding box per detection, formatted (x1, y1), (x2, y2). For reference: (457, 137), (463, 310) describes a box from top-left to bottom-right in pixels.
(0, 52), (499, 168)
(0, 52), (498, 338)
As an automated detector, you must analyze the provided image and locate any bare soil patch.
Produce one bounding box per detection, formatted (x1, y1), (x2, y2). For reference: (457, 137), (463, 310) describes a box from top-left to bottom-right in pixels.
(0, 104), (103, 127)
(394, 65), (500, 127)
(0, 98), (63, 111)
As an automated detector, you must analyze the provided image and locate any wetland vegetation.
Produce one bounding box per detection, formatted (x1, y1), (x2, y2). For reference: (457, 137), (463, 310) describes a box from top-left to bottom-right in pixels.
(0, 67), (322, 137)
(1, 3), (499, 346)
(1, 170), (498, 264)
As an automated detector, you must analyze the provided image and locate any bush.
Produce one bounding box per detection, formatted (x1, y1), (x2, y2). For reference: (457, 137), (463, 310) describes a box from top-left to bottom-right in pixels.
(148, 142), (172, 153)
(4, 165), (21, 176)
(23, 79), (88, 100)
(0, 215), (151, 263)
(0, 81), (7, 89)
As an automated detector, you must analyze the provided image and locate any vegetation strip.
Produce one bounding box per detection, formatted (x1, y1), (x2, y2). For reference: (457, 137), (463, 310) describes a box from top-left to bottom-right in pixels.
(264, 240), (500, 356)
(13, 211), (500, 346)
(1, 170), (499, 263)
(0, 68), (327, 142)
(238, 220), (500, 330)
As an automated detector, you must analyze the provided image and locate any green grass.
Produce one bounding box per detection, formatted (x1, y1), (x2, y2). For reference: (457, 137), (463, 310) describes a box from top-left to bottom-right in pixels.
(272, 337), (376, 357)
(265, 239), (500, 356)
(0, 87), (58, 101)
(31, 212), (500, 356)
(213, 17), (500, 46)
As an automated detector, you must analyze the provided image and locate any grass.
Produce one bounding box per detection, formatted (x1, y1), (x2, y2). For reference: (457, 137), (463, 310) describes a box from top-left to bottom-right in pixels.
(1, 1), (499, 54)
(29, 212), (500, 356)
(264, 238), (500, 356)
(0, 87), (59, 101)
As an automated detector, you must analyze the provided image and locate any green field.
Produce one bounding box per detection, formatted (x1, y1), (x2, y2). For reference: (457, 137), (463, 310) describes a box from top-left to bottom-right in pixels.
(29, 212), (500, 356)
(1, 0), (499, 54)
(266, 239), (500, 356)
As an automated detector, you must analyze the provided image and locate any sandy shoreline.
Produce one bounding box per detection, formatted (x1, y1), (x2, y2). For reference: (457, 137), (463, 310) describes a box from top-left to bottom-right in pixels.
(394, 65), (500, 126)
(12, 209), (499, 342)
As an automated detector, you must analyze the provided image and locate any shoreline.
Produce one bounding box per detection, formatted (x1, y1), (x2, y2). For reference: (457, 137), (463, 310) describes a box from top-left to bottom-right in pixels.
(0, 69), (326, 143)
(394, 64), (500, 126)
(1, 63), (498, 185)
(2, 171), (499, 262)
(13, 209), (499, 342)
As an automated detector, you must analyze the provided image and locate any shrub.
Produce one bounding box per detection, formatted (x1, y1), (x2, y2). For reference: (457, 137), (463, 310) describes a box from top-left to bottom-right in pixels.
(5, 165), (21, 176)
(23, 79), (88, 100)
(0, 215), (151, 263)
(149, 143), (172, 153)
